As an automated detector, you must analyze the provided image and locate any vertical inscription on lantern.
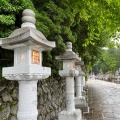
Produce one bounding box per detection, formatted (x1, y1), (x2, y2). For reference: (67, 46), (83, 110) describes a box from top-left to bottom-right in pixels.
(32, 50), (40, 64)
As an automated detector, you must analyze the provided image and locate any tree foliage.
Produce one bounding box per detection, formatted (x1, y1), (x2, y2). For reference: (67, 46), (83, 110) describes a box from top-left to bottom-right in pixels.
(0, 0), (120, 79)
(65, 0), (120, 75)
(93, 47), (120, 75)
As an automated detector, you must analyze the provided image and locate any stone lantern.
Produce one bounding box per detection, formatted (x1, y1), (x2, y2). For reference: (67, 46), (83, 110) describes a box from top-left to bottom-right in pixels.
(116, 70), (119, 82)
(115, 69), (120, 83)
(56, 42), (82, 120)
(0, 9), (55, 120)
(75, 60), (87, 112)
(76, 61), (89, 113)
(80, 61), (86, 96)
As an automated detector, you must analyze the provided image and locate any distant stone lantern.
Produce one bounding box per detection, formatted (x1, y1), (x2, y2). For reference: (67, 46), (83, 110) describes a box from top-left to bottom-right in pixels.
(75, 59), (87, 111)
(56, 42), (82, 120)
(0, 9), (55, 120)
(116, 69), (120, 83)
(81, 62), (86, 95)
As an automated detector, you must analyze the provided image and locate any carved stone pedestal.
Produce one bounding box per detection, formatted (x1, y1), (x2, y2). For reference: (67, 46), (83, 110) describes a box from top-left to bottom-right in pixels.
(58, 73), (82, 120)
(59, 109), (81, 120)
(17, 80), (38, 120)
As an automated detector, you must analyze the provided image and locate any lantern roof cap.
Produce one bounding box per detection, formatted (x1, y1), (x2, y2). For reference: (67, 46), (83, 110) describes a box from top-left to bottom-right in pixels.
(56, 42), (81, 61)
(0, 9), (55, 50)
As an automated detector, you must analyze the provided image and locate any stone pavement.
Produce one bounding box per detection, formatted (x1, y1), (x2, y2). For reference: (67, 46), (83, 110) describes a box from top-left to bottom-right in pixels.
(83, 79), (120, 120)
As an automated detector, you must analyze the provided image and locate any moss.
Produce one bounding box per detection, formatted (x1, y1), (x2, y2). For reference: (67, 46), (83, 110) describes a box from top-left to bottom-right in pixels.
(0, 105), (5, 111)
(11, 100), (17, 106)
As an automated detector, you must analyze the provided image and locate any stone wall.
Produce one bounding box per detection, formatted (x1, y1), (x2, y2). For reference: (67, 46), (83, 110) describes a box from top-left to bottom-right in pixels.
(0, 78), (66, 120)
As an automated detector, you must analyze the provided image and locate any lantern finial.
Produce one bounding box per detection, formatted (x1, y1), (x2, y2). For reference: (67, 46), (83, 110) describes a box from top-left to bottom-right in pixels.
(66, 42), (72, 51)
(21, 9), (36, 28)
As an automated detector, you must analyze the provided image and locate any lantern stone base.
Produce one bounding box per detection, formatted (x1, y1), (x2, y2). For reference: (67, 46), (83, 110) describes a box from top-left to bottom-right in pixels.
(75, 101), (89, 113)
(75, 97), (89, 113)
(58, 109), (82, 120)
(75, 96), (86, 107)
(80, 106), (89, 113)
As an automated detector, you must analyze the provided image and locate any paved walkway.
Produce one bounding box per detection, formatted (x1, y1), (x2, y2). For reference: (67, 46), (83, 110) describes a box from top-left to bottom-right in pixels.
(84, 79), (120, 120)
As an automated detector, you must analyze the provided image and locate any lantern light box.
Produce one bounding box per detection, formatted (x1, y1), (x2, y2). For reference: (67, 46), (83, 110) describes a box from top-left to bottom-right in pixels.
(14, 46), (42, 66)
(63, 61), (75, 70)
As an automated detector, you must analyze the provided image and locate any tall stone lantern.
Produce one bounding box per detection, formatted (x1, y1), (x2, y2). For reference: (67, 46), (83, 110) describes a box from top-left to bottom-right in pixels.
(78, 61), (89, 113)
(0, 9), (55, 120)
(56, 42), (82, 120)
(81, 61), (86, 96)
(75, 60), (86, 109)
